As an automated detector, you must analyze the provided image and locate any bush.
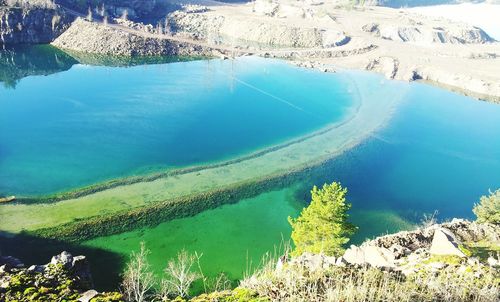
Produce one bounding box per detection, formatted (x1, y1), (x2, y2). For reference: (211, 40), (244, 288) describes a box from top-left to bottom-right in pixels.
(473, 189), (500, 224)
(288, 182), (356, 257)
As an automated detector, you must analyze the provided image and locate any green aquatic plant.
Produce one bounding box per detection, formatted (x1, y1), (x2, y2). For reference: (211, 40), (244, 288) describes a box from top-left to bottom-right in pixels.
(288, 182), (356, 256)
(473, 189), (500, 224)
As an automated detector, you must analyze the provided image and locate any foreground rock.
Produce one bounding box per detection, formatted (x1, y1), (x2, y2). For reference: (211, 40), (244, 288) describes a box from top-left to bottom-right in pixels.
(429, 228), (466, 257)
(0, 251), (122, 301)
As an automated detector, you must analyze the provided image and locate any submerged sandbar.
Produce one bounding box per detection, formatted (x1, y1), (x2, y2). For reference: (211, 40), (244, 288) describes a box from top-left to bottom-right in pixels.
(0, 66), (407, 238)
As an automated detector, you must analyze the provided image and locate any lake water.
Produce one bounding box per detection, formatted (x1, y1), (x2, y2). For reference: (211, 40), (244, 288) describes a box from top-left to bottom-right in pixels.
(0, 55), (355, 195)
(83, 78), (500, 289)
(1, 46), (499, 292)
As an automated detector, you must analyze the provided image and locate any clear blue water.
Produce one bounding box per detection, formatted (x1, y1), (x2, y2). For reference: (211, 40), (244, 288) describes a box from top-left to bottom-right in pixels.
(1, 49), (499, 291)
(308, 80), (500, 229)
(79, 82), (500, 289)
(0, 57), (356, 196)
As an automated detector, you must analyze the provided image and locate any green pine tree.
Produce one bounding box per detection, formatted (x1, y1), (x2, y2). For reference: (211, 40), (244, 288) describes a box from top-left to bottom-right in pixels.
(288, 182), (357, 256)
(473, 189), (500, 224)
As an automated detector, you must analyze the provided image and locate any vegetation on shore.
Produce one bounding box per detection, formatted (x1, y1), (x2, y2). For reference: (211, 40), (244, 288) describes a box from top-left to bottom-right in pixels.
(473, 189), (500, 224)
(2, 184), (499, 301)
(288, 182), (356, 256)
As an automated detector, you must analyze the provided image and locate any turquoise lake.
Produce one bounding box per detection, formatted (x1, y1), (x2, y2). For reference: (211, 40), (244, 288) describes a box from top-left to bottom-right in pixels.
(0, 56), (355, 195)
(0, 47), (499, 291)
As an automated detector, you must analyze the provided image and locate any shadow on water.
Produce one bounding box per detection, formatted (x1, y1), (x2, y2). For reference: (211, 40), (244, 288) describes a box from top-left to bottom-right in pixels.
(0, 232), (125, 291)
(0, 44), (207, 89)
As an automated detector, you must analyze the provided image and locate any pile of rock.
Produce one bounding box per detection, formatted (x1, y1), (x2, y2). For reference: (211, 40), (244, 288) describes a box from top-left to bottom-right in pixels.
(282, 219), (499, 276)
(0, 251), (93, 290)
(52, 18), (216, 57)
(0, 251), (121, 302)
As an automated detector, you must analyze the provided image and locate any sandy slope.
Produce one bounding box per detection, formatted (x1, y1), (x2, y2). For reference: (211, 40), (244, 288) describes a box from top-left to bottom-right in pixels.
(166, 1), (500, 102)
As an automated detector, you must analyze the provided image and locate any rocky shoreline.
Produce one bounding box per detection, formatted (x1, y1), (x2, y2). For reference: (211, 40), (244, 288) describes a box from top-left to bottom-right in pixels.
(287, 218), (500, 273)
(242, 218), (500, 301)
(2, 219), (498, 301)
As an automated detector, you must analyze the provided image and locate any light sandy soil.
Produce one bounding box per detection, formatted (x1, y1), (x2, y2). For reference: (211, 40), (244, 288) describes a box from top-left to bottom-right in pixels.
(167, 1), (500, 102)
(52, 1), (500, 102)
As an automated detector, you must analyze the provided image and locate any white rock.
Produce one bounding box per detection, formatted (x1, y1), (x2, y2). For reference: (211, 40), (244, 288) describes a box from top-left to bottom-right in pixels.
(50, 251), (74, 268)
(335, 256), (347, 266)
(343, 245), (365, 265)
(429, 228), (466, 257)
(78, 289), (99, 302)
(253, 0), (279, 17)
(364, 245), (396, 268)
(343, 245), (396, 268)
(487, 256), (499, 267)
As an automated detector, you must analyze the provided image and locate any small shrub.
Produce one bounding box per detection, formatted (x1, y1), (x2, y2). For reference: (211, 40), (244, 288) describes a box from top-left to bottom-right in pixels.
(158, 250), (201, 300)
(121, 242), (155, 302)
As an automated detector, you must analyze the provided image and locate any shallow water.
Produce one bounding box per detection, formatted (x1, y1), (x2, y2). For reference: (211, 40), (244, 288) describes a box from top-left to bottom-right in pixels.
(1, 48), (499, 292)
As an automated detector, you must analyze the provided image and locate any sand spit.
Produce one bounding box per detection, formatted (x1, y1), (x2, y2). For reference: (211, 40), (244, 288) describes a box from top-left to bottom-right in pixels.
(0, 65), (406, 235)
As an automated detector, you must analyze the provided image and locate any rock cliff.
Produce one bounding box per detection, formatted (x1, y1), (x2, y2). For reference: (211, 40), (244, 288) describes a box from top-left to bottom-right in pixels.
(0, 4), (73, 45)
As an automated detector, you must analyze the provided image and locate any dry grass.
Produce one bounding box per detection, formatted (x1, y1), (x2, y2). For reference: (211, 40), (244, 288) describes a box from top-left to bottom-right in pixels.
(241, 252), (499, 302)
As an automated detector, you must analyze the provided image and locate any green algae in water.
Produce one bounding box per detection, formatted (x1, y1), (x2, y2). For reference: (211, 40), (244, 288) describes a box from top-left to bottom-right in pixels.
(81, 185), (415, 292)
(83, 187), (304, 291)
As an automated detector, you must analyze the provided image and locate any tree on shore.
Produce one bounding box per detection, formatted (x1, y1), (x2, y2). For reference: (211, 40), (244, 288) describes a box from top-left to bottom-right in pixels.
(121, 242), (155, 302)
(288, 182), (357, 256)
(473, 189), (500, 224)
(158, 249), (201, 300)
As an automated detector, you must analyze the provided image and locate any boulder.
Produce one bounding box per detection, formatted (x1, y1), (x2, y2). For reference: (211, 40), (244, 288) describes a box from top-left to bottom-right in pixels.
(343, 244), (396, 268)
(71, 255), (94, 289)
(78, 289), (99, 302)
(51, 251), (73, 268)
(364, 245), (395, 268)
(487, 256), (499, 267)
(429, 228), (466, 257)
(335, 256), (348, 266)
(27, 264), (46, 273)
(288, 252), (336, 271)
(343, 245), (365, 265)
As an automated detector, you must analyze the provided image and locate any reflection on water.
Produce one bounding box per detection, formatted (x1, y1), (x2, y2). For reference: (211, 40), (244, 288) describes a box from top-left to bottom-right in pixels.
(0, 45), (77, 88)
(0, 45), (203, 89)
